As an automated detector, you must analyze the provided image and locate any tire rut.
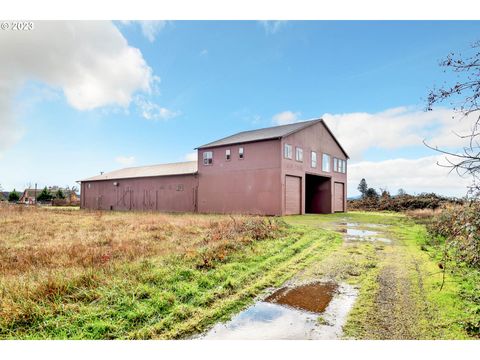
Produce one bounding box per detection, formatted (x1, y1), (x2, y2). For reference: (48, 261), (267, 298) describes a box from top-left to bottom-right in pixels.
(367, 247), (429, 339)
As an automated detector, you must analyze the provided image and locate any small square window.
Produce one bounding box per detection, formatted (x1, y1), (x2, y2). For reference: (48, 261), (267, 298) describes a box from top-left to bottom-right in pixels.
(295, 147), (303, 162)
(284, 144), (292, 159)
(239, 147), (244, 159)
(226, 149), (231, 161)
(203, 151), (213, 165)
(322, 154), (331, 172)
(311, 151), (317, 168)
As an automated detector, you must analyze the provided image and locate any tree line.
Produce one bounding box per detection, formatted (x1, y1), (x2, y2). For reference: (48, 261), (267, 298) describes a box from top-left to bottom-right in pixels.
(1, 186), (70, 203)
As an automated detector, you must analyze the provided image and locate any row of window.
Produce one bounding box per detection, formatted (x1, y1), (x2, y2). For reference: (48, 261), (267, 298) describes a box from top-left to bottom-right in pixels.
(284, 144), (346, 173)
(202, 145), (346, 173)
(203, 147), (244, 165)
(334, 158), (347, 173)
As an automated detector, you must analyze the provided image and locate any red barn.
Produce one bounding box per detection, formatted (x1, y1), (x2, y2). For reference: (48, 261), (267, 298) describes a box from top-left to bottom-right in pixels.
(80, 119), (348, 215)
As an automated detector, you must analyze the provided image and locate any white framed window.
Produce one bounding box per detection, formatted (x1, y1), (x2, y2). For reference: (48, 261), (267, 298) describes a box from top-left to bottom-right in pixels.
(284, 144), (292, 159)
(311, 151), (317, 168)
(295, 147), (303, 162)
(334, 158), (347, 173)
(203, 151), (213, 165)
(226, 149), (231, 161)
(239, 147), (244, 159)
(322, 153), (331, 172)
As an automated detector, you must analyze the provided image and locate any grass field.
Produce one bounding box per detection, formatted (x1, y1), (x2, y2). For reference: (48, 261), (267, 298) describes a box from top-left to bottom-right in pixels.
(0, 204), (340, 339)
(1, 205), (477, 339)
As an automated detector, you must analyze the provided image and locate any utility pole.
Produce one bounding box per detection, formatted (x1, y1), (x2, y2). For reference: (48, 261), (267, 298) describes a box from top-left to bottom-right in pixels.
(34, 183), (37, 205)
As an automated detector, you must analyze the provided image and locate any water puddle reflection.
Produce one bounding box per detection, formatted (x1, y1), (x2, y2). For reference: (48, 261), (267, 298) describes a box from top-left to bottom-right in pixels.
(336, 222), (392, 243)
(200, 282), (357, 340)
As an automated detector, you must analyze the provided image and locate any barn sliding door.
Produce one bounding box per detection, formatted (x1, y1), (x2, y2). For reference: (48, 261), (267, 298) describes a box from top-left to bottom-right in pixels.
(285, 175), (301, 215)
(334, 182), (345, 212)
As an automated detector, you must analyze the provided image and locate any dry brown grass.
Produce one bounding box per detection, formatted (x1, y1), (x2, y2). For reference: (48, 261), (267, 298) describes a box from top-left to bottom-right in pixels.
(0, 203), (280, 275)
(0, 204), (286, 335)
(404, 208), (444, 220)
(0, 205), (284, 275)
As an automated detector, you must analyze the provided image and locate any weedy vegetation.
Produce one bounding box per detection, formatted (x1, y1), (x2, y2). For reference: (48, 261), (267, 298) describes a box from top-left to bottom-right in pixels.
(348, 192), (463, 212)
(1, 202), (478, 339)
(423, 202), (480, 337)
(0, 203), (340, 339)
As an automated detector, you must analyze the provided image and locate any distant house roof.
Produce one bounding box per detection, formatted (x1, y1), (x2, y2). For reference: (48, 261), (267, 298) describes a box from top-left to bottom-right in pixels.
(197, 118), (349, 158)
(20, 189), (39, 199)
(80, 161), (198, 182)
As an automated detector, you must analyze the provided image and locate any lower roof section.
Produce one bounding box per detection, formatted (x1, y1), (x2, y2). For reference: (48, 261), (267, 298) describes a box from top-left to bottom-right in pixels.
(80, 161), (198, 182)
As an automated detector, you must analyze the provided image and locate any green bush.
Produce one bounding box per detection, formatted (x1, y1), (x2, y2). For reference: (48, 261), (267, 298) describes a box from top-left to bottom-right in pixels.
(8, 190), (20, 202)
(37, 187), (53, 202)
(427, 202), (480, 269)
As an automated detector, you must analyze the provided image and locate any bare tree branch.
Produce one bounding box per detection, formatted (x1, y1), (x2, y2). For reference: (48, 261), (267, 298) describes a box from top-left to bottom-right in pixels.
(426, 41), (480, 198)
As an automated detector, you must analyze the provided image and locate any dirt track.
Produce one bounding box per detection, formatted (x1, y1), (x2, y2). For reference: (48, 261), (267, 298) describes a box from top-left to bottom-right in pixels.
(369, 254), (422, 338)
(286, 215), (437, 339)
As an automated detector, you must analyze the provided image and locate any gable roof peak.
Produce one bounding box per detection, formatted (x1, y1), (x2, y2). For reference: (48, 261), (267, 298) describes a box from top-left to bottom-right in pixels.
(196, 118), (323, 149)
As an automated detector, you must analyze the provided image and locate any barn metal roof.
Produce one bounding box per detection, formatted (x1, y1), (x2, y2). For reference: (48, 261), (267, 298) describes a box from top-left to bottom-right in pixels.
(80, 161), (197, 182)
(197, 118), (349, 159)
(197, 119), (322, 149)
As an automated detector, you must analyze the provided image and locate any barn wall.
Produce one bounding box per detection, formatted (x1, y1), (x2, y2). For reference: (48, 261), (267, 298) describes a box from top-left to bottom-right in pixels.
(197, 140), (282, 215)
(281, 121), (347, 214)
(80, 174), (198, 212)
(80, 121), (347, 216)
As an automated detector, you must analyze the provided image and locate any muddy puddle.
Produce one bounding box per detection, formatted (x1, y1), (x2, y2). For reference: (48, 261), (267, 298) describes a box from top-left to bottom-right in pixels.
(336, 222), (391, 243)
(199, 282), (358, 340)
(265, 282), (337, 313)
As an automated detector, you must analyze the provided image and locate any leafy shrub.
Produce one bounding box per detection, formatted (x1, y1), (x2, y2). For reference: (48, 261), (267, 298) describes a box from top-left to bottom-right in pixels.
(36, 187), (53, 202)
(8, 190), (20, 202)
(348, 192), (462, 212)
(427, 202), (480, 269)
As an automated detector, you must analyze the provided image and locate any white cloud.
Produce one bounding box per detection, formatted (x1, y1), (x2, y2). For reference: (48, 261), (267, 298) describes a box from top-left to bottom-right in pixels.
(184, 152), (197, 161)
(120, 21), (167, 42)
(322, 107), (473, 161)
(272, 111), (301, 125)
(0, 87), (23, 158)
(115, 156), (136, 166)
(134, 96), (179, 121)
(259, 21), (287, 35)
(348, 155), (471, 197)
(0, 21), (155, 155)
(138, 21), (167, 42)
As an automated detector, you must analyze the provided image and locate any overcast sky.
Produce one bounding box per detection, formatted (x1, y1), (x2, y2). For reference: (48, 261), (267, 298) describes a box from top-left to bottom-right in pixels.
(1, 20), (479, 196)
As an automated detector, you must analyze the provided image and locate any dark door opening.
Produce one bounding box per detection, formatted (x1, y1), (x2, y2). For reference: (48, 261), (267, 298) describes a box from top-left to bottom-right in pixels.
(305, 174), (331, 214)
